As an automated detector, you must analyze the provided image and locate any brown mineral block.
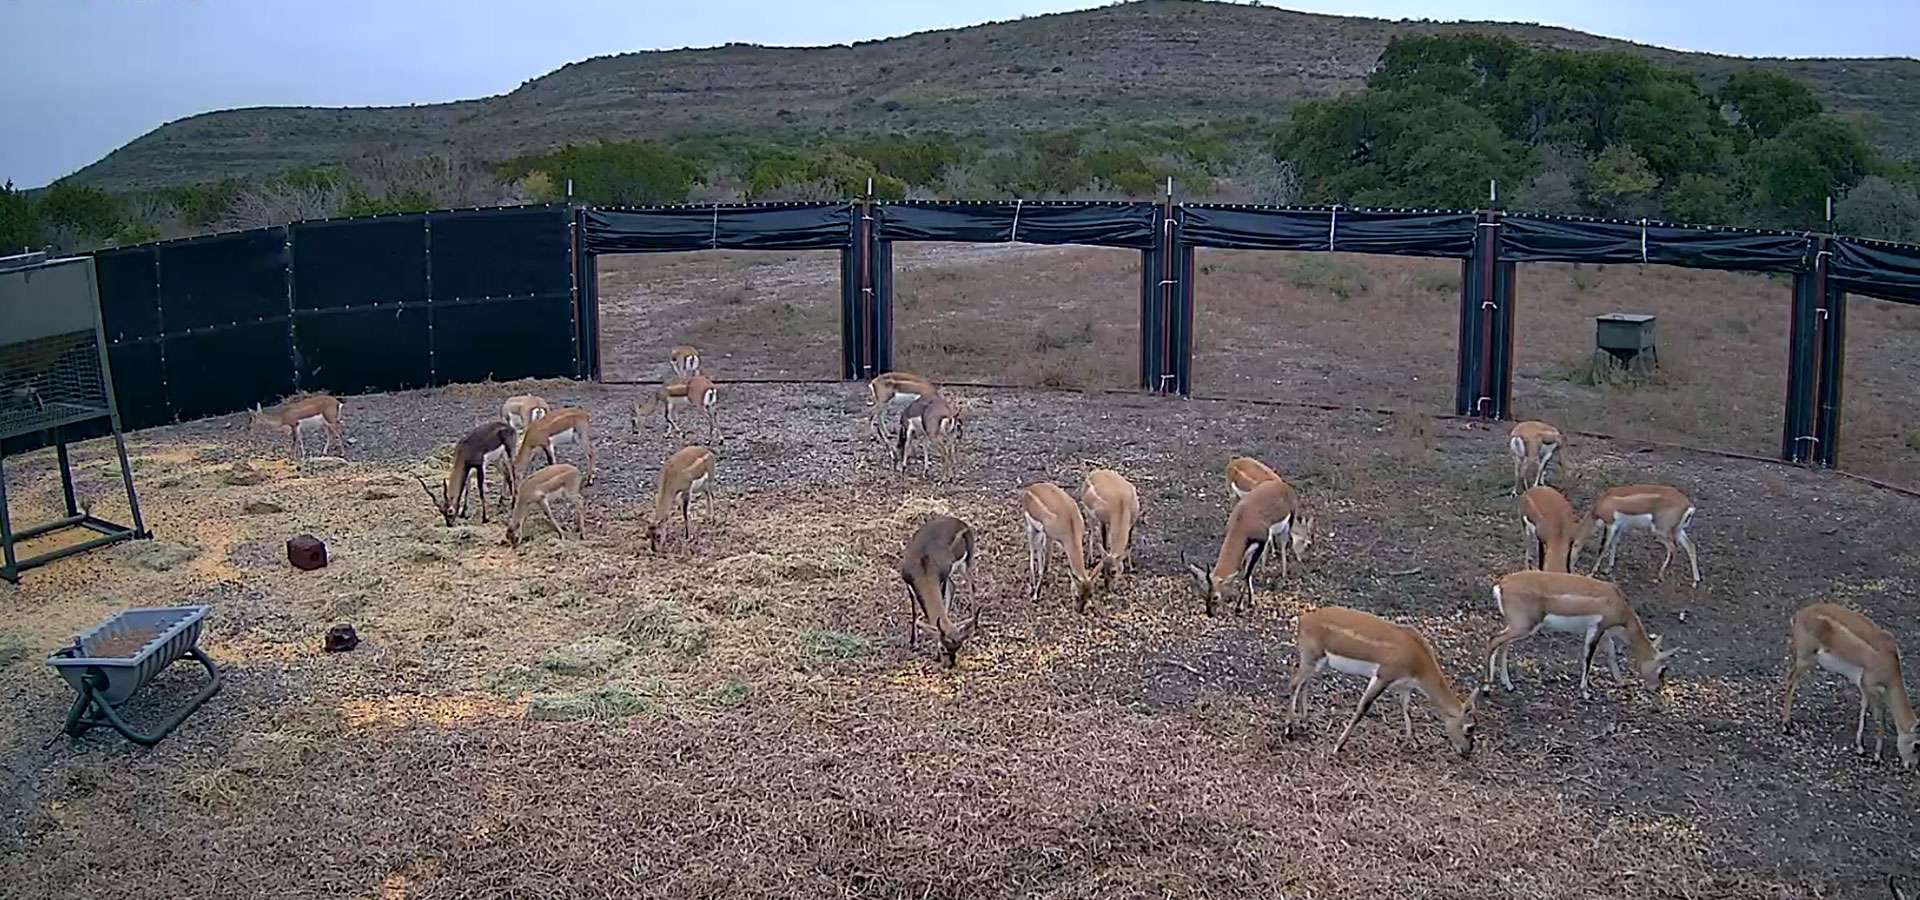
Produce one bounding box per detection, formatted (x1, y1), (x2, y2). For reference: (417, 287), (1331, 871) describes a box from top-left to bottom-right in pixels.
(286, 534), (328, 571)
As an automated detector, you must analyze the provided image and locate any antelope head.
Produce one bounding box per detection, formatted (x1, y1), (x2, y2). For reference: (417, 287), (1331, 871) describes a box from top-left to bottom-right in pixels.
(415, 475), (455, 526)
(1181, 552), (1220, 617)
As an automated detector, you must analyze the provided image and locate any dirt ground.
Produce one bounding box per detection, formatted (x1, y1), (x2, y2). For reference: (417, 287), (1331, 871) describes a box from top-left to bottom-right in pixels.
(598, 244), (1920, 488)
(2, 378), (1918, 899)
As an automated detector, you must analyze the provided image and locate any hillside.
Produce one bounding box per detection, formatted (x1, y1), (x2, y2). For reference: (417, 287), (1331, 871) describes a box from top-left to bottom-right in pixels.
(67, 0), (1920, 191)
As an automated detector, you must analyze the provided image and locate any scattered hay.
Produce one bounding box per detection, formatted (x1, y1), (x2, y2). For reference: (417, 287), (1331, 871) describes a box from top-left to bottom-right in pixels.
(361, 486), (402, 501)
(241, 497), (286, 515)
(487, 664), (547, 696)
(405, 543), (454, 565)
(540, 636), (630, 676)
(799, 629), (872, 660)
(527, 683), (657, 721)
(116, 540), (200, 571)
(229, 730), (318, 776)
(223, 461), (267, 485)
(701, 679), (751, 708)
(0, 632), (31, 668)
(614, 601), (711, 657)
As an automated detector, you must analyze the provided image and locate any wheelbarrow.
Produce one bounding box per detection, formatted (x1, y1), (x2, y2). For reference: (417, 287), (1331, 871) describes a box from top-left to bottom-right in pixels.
(47, 605), (221, 746)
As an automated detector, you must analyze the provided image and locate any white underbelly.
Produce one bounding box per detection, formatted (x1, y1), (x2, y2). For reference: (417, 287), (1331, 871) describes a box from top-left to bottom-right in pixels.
(1540, 613), (1603, 635)
(483, 445), (508, 465)
(1816, 650), (1866, 684)
(1265, 518), (1292, 543)
(548, 427), (579, 446)
(1611, 512), (1656, 532)
(296, 414), (326, 430)
(687, 473), (708, 494)
(1325, 653), (1380, 679)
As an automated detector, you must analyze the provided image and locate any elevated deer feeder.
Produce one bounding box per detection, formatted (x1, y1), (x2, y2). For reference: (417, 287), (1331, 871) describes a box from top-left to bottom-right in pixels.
(1594, 313), (1658, 372)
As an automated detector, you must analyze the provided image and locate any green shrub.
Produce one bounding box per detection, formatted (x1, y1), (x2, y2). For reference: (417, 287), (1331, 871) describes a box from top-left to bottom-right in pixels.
(501, 141), (700, 205)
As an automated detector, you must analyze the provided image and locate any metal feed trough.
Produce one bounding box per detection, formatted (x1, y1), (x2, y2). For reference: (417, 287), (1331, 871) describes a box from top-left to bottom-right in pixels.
(0, 252), (149, 582)
(48, 605), (221, 745)
(1595, 313), (1658, 372)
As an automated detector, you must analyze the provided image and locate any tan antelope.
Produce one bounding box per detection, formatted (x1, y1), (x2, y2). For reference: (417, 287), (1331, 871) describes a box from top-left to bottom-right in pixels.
(512, 407), (596, 485)
(1183, 479), (1313, 616)
(1285, 606), (1481, 757)
(250, 394), (345, 460)
(1485, 571), (1677, 700)
(1580, 484), (1700, 587)
(416, 421), (518, 525)
(1782, 603), (1916, 769)
(647, 445), (716, 554)
(866, 371), (937, 441)
(501, 394), (548, 437)
(1020, 481), (1098, 611)
(1080, 468), (1140, 585)
(1520, 485), (1581, 573)
(670, 345), (701, 378)
(899, 514), (982, 668)
(1225, 456), (1281, 500)
(1509, 420), (1562, 494)
(505, 462), (585, 546)
(631, 373), (717, 439)
(896, 393), (964, 480)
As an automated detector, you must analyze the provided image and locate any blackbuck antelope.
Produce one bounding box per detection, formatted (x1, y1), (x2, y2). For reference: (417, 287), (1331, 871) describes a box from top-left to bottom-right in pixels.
(647, 445), (716, 554)
(501, 394), (549, 437)
(250, 394), (345, 460)
(1509, 420), (1562, 494)
(896, 393), (964, 480)
(512, 407), (596, 485)
(505, 463), (585, 546)
(417, 421), (518, 525)
(670, 345), (701, 378)
(1781, 603), (1916, 769)
(1580, 484), (1700, 587)
(1080, 468), (1140, 585)
(1183, 480), (1312, 616)
(866, 371), (937, 441)
(1020, 482), (1098, 611)
(1520, 485), (1581, 573)
(899, 514), (981, 668)
(632, 374), (718, 440)
(1286, 606), (1481, 757)
(1485, 571), (1677, 700)
(1225, 456), (1281, 500)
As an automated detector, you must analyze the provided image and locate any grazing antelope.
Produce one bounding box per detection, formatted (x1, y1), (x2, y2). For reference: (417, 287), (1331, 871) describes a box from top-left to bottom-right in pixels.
(1580, 484), (1700, 587)
(1080, 468), (1140, 585)
(682, 373), (719, 443)
(1225, 456), (1281, 500)
(647, 445), (716, 554)
(416, 421), (518, 525)
(866, 371), (937, 441)
(1781, 603), (1916, 769)
(895, 393), (964, 480)
(670, 345), (701, 378)
(1183, 480), (1312, 617)
(250, 394), (345, 460)
(1020, 482), (1098, 611)
(1509, 420), (1562, 494)
(1520, 485), (1581, 573)
(512, 407), (596, 485)
(501, 394), (549, 437)
(1485, 571), (1677, 700)
(505, 463), (585, 546)
(899, 515), (982, 668)
(1285, 606), (1481, 757)
(631, 374), (717, 439)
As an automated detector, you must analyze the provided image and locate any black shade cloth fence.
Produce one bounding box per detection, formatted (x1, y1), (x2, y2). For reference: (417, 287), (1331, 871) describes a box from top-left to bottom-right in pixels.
(78, 197), (1920, 471)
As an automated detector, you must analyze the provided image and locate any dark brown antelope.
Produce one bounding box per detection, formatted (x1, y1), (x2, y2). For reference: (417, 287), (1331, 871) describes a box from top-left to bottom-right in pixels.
(417, 421), (518, 525)
(899, 514), (981, 668)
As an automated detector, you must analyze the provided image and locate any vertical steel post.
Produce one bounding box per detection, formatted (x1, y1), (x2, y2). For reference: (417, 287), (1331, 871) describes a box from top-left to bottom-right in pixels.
(1782, 267), (1820, 463)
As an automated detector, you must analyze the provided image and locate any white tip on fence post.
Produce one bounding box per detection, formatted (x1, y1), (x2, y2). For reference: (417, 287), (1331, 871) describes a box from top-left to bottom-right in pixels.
(1825, 195), (1833, 225)
(565, 179), (574, 200)
(1166, 176), (1174, 201)
(866, 177), (873, 199)
(1489, 178), (1498, 204)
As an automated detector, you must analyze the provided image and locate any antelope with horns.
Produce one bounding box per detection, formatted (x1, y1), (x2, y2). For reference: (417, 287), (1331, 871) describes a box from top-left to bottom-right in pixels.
(1285, 606), (1481, 757)
(896, 393), (964, 480)
(1183, 479), (1312, 616)
(1580, 484), (1700, 587)
(866, 371), (937, 442)
(1485, 571), (1677, 700)
(1080, 468), (1140, 585)
(670, 345), (701, 378)
(899, 514), (981, 668)
(417, 421), (518, 525)
(1520, 485), (1581, 573)
(501, 394), (548, 438)
(512, 407), (596, 486)
(1781, 603), (1916, 769)
(1509, 420), (1562, 495)
(1225, 456), (1281, 501)
(647, 445), (716, 554)
(505, 463), (585, 547)
(1020, 481), (1098, 611)
(250, 394), (345, 460)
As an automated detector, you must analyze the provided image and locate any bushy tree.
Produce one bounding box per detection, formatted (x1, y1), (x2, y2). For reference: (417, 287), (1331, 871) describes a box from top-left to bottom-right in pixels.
(37, 181), (122, 239)
(1835, 175), (1920, 242)
(1720, 70), (1823, 140)
(0, 181), (42, 250)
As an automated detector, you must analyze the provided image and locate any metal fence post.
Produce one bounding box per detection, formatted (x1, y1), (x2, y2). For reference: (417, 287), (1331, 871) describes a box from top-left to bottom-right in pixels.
(1457, 211), (1504, 417)
(1813, 277), (1848, 468)
(1782, 266), (1821, 463)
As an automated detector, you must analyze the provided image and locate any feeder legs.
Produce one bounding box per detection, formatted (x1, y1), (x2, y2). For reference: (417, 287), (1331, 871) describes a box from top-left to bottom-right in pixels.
(61, 647), (223, 747)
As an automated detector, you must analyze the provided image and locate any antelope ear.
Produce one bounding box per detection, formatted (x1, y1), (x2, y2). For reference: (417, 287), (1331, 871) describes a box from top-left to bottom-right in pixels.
(1656, 646), (1680, 662)
(1465, 685), (1486, 712)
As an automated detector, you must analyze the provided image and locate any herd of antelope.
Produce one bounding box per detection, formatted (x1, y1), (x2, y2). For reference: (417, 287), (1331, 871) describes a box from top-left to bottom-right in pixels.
(244, 361), (1914, 771)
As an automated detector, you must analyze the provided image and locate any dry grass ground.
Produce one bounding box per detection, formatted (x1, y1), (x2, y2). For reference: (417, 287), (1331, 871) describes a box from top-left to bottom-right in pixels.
(600, 243), (1920, 487)
(2, 380), (1918, 898)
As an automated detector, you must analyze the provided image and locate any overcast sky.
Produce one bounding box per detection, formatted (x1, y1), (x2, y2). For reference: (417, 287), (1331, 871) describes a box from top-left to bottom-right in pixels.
(3, 0), (1915, 188)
